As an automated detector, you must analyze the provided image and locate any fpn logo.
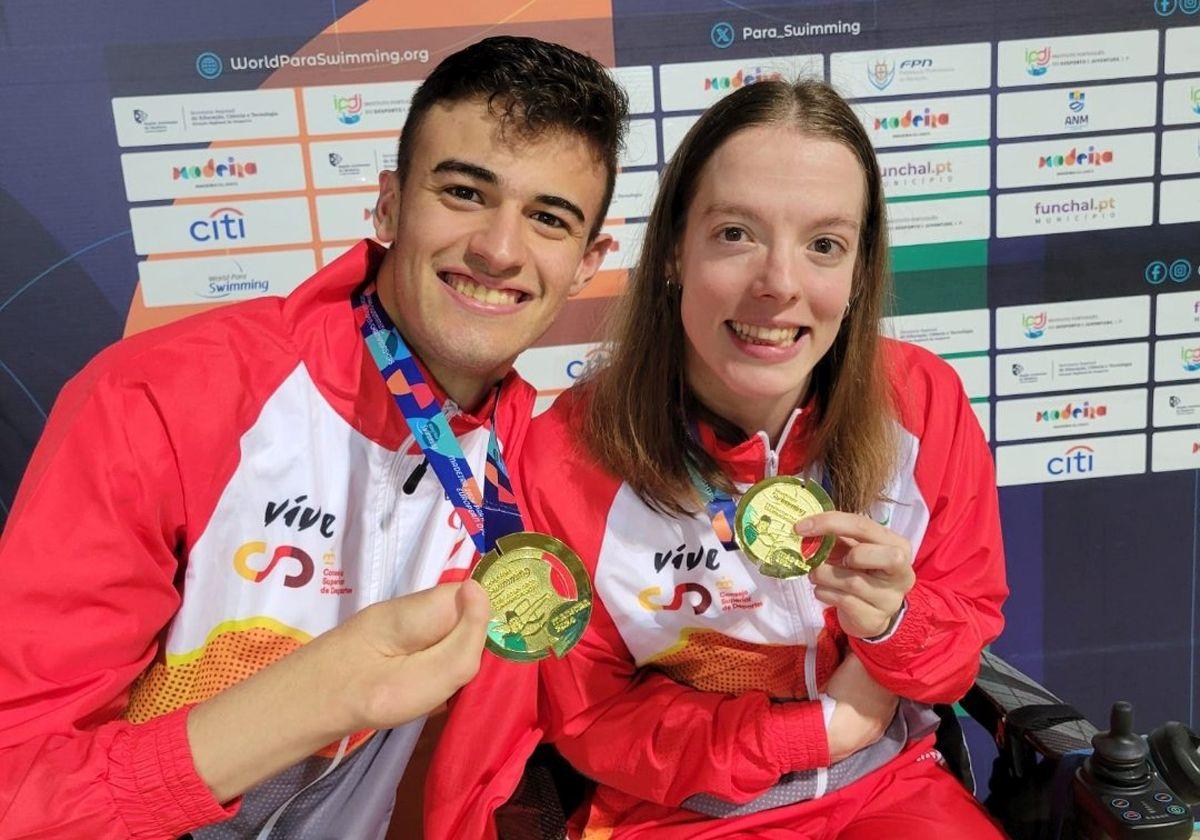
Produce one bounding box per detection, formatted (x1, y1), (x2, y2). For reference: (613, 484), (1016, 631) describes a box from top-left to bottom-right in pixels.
(196, 51), (223, 80)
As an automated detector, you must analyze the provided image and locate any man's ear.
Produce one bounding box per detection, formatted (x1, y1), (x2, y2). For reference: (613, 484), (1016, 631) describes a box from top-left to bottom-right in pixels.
(569, 232), (614, 296)
(373, 170), (401, 243)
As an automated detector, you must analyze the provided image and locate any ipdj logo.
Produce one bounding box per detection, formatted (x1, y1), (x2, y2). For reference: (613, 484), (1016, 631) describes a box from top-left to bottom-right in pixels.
(867, 58), (896, 91)
(196, 51), (223, 80)
(638, 583), (713, 614)
(1025, 46), (1051, 77)
(1181, 346), (1200, 372)
(710, 21), (735, 49)
(190, 207), (246, 243)
(1022, 312), (1047, 339)
(334, 93), (363, 125)
(1046, 444), (1094, 476)
(1068, 90), (1086, 113)
(234, 541), (315, 588)
(1190, 87), (1200, 116)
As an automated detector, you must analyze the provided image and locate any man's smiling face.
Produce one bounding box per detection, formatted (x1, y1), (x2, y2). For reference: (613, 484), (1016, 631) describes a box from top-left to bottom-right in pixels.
(373, 97), (612, 399)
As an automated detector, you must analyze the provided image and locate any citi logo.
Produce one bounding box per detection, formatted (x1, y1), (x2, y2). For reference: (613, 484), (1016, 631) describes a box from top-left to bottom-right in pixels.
(234, 541), (315, 588)
(638, 583), (713, 614)
(1035, 400), (1107, 423)
(1022, 312), (1047, 339)
(1181, 346), (1200, 372)
(1046, 444), (1094, 476)
(334, 93), (363, 125)
(172, 156), (258, 181)
(566, 346), (608, 380)
(189, 207), (246, 243)
(872, 107), (950, 132)
(1025, 46), (1051, 77)
(866, 59), (895, 91)
(1037, 145), (1113, 170)
(703, 66), (782, 92)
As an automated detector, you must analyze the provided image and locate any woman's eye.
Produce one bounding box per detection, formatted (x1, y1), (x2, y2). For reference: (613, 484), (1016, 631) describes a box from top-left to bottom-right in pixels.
(719, 226), (746, 242)
(813, 237), (842, 255)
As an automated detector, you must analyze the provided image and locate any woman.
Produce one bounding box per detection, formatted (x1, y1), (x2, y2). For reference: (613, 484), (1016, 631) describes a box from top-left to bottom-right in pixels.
(509, 78), (1008, 838)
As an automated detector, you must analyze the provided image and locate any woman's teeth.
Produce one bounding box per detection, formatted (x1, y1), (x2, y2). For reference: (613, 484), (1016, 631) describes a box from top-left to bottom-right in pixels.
(729, 321), (801, 346)
(445, 275), (521, 305)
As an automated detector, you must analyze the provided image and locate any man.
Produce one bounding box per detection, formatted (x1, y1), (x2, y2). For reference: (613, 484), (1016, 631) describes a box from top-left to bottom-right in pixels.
(0, 36), (628, 839)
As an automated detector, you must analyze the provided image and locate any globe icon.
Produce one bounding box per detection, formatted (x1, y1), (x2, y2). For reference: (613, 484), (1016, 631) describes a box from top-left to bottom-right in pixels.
(196, 52), (223, 80)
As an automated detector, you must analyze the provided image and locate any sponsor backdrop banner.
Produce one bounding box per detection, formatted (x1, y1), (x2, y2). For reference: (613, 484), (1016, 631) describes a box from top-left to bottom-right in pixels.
(3, 0), (1200, 771)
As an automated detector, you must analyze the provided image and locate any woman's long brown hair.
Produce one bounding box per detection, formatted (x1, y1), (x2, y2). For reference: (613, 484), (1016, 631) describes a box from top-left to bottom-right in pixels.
(582, 78), (897, 516)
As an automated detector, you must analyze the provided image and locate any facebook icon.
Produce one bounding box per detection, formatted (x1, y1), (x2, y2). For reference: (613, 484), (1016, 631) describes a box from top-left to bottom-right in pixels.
(1146, 261), (1168, 284)
(1156, 0), (1177, 15)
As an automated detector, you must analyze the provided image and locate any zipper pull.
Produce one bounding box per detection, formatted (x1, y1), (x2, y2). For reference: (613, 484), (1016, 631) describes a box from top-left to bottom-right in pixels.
(766, 450), (779, 477)
(403, 456), (429, 494)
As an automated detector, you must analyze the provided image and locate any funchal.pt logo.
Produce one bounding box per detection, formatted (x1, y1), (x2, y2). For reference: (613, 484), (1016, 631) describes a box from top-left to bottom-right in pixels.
(867, 58), (895, 91)
(334, 93), (364, 125)
(1025, 46), (1052, 77)
(703, 65), (783, 93)
(1038, 145), (1113, 171)
(1022, 311), (1047, 339)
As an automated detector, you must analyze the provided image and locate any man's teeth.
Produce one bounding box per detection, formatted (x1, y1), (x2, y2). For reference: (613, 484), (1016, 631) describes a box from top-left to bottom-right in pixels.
(446, 275), (521, 305)
(730, 321), (801, 346)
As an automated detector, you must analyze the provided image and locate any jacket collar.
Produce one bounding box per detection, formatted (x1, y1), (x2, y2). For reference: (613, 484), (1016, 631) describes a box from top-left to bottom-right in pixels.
(693, 404), (816, 484)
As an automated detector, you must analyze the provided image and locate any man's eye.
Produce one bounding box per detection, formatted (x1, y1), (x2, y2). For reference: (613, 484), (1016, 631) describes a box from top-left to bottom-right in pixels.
(446, 185), (480, 202)
(533, 211), (566, 229)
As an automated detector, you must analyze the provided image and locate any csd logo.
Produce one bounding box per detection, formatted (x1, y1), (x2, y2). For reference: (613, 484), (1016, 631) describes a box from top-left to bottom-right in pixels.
(638, 583), (713, 614)
(234, 541), (315, 588)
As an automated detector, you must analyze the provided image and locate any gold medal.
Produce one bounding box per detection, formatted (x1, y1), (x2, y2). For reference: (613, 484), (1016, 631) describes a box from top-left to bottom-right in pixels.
(734, 476), (835, 578)
(470, 532), (592, 663)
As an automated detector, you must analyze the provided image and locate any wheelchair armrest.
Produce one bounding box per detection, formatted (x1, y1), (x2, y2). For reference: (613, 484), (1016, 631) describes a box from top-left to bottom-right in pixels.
(960, 650), (1096, 777)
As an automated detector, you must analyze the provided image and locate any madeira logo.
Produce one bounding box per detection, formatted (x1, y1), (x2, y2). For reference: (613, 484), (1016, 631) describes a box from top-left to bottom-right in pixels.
(703, 66), (782, 92)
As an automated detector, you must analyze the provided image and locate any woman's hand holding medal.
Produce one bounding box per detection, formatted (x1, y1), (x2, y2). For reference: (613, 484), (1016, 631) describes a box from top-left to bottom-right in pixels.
(797, 512), (915, 640)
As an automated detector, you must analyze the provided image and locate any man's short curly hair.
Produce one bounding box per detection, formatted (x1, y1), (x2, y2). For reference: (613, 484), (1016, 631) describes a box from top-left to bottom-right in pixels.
(396, 36), (629, 238)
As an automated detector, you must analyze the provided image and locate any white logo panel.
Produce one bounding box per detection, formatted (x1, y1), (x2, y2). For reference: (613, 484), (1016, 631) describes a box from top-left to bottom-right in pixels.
(613, 66), (656, 114)
(996, 132), (1155, 189)
(1161, 177), (1200, 225)
(302, 81), (419, 135)
(1162, 128), (1200, 176)
(121, 144), (306, 202)
(138, 250), (316, 308)
(882, 309), (989, 355)
(1155, 338), (1200, 383)
(877, 146), (991, 198)
(996, 434), (1146, 486)
(309, 138), (397, 189)
(997, 30), (1158, 88)
(609, 171), (658, 220)
(1157, 291), (1200, 337)
(996, 82), (1157, 140)
(996, 183), (1153, 239)
(599, 222), (647, 273)
(659, 55), (821, 113)
(661, 114), (700, 162)
(996, 343), (1149, 396)
(621, 119), (659, 169)
(946, 355), (990, 400)
(972, 402), (991, 442)
(1151, 429), (1200, 473)
(1163, 78), (1200, 126)
(830, 42), (991, 99)
(995, 388), (1146, 442)
(995, 296), (1149, 350)
(514, 341), (605, 394)
(886, 196), (990, 247)
(1154, 383), (1200, 427)
(1166, 27), (1200, 76)
(854, 95), (991, 149)
(316, 192), (377, 242)
(112, 90), (299, 147)
(129, 197), (312, 255)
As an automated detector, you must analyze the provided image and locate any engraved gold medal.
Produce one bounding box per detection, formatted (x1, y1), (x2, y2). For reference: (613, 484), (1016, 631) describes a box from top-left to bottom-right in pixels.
(734, 476), (835, 578)
(471, 531), (593, 663)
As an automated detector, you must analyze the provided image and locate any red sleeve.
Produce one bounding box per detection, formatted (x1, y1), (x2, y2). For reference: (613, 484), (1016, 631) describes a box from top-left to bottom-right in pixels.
(0, 364), (236, 839)
(520, 395), (830, 809)
(842, 345), (1008, 704)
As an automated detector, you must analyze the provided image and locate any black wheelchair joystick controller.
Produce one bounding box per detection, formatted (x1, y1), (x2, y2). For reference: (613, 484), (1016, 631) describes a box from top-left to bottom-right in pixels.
(1072, 702), (1193, 838)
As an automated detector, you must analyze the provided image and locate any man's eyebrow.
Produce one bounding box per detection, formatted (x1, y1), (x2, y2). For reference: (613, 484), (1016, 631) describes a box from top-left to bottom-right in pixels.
(536, 194), (586, 225)
(432, 158), (498, 184)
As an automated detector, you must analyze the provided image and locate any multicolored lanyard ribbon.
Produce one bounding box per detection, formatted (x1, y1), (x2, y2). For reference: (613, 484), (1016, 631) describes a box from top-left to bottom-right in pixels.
(355, 285), (524, 556)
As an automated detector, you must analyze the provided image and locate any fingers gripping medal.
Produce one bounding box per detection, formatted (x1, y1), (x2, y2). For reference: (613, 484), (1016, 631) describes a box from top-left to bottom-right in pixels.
(471, 532), (592, 663)
(734, 476), (835, 578)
